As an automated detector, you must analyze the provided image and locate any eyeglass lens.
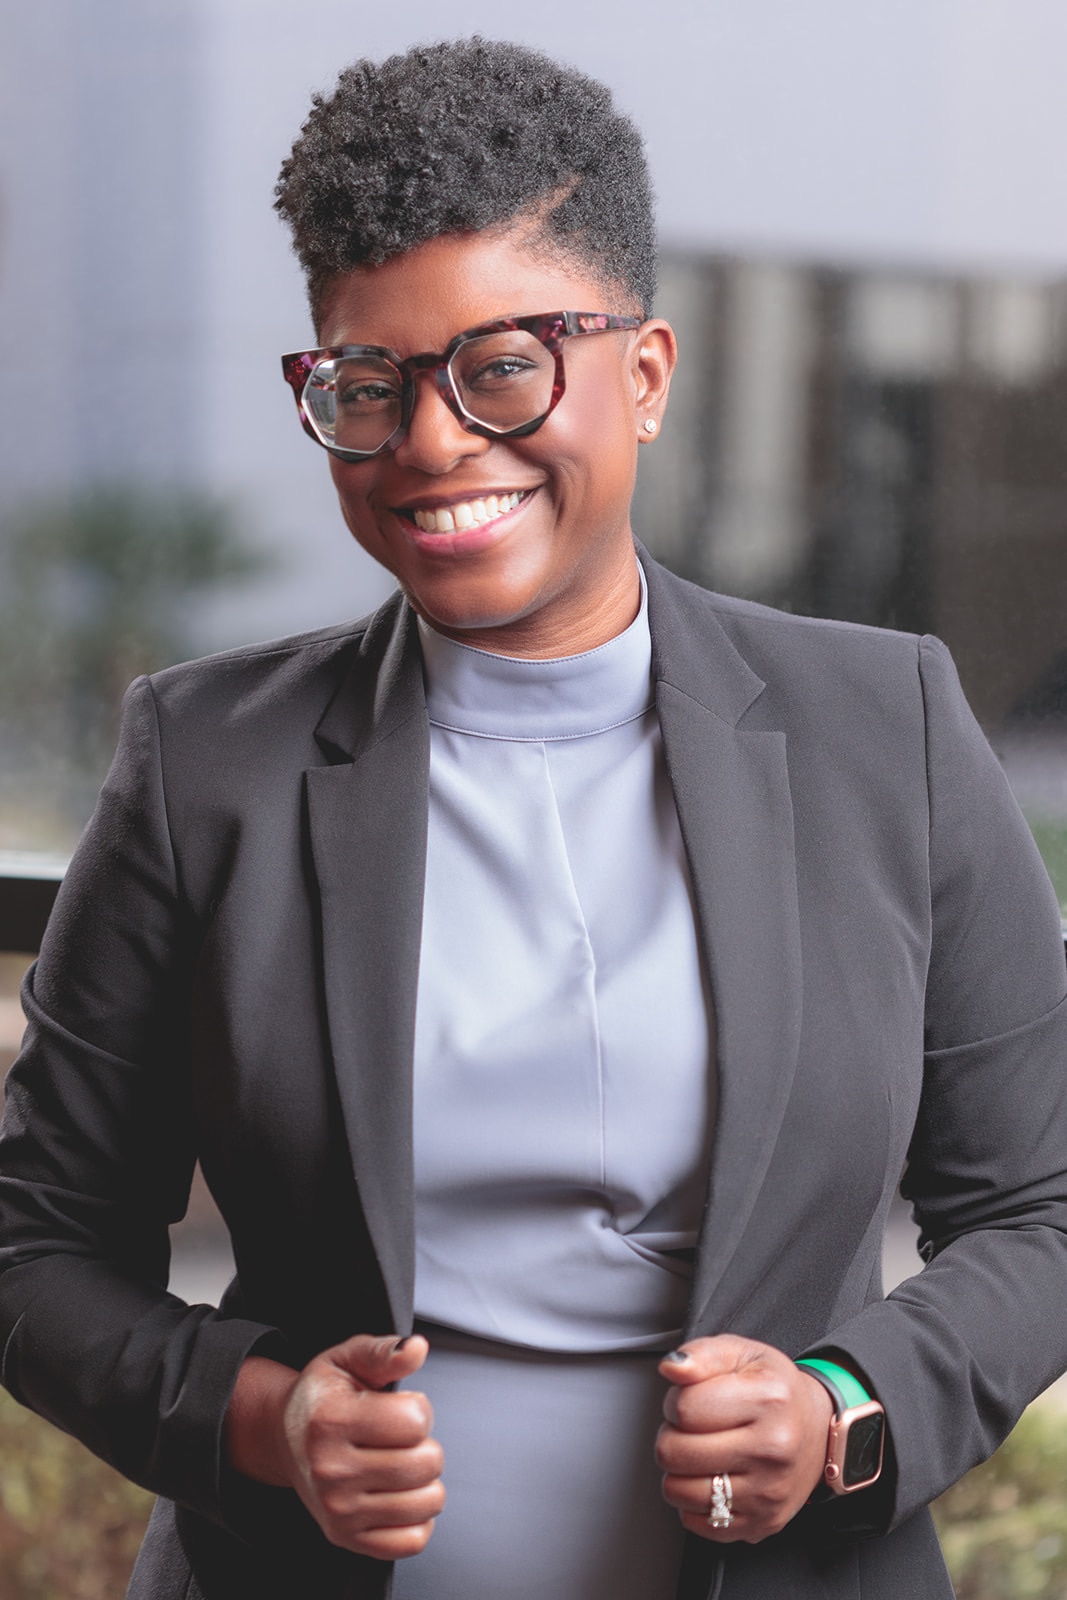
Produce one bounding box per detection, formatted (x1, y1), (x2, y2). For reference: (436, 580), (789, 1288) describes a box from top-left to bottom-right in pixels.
(302, 330), (558, 455)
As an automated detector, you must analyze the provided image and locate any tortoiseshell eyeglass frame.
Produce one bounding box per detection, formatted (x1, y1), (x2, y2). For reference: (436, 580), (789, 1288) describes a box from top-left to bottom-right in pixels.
(280, 310), (642, 462)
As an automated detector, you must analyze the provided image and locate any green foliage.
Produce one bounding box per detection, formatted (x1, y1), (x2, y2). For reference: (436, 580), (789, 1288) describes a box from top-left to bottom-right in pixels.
(0, 1387), (151, 1600)
(933, 1406), (1067, 1598)
(1027, 818), (1067, 920)
(1, 481), (267, 703)
(0, 483), (273, 833)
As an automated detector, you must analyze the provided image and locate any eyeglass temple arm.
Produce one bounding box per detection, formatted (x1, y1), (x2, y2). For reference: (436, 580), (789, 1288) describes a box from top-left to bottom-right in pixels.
(566, 313), (643, 335)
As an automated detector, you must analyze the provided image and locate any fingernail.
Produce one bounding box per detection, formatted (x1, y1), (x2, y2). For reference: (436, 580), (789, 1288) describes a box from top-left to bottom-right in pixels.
(665, 1348), (691, 1364)
(393, 1336), (412, 1351)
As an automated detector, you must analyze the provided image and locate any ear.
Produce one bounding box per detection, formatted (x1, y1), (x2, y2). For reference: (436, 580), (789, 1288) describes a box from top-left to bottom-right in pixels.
(631, 319), (678, 442)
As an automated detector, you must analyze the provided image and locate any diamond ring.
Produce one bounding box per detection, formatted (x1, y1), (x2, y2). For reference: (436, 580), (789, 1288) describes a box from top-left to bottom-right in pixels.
(708, 1472), (733, 1529)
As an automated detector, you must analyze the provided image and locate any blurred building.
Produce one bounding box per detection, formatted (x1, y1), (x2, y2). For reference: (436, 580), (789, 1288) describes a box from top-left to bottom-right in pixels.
(0, 2), (205, 499)
(1, 1), (1066, 868)
(635, 256), (1067, 731)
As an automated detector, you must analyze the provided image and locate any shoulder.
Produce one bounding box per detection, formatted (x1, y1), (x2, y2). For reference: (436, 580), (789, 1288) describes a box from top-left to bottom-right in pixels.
(145, 610), (379, 710)
(106, 591), (415, 802)
(640, 551), (932, 720)
(644, 552), (920, 662)
(136, 591), (405, 735)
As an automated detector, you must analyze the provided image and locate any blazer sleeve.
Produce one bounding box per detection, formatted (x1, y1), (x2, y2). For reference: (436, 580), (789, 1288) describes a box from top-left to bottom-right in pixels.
(0, 676), (285, 1525)
(806, 634), (1067, 1530)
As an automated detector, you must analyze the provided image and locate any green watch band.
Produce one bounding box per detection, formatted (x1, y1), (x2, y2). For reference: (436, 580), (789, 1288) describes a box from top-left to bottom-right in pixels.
(795, 1358), (872, 1411)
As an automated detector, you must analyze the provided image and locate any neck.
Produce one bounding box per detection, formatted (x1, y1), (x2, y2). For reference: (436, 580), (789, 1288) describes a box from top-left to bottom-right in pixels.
(419, 545), (643, 660)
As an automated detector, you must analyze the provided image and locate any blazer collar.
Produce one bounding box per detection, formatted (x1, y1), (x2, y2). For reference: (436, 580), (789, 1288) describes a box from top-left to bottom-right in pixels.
(307, 593), (429, 1333)
(640, 544), (766, 728)
(313, 591), (425, 763)
(307, 558), (804, 1336)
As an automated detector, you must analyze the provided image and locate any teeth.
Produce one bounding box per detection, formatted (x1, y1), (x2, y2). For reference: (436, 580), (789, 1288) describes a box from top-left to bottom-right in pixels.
(411, 490), (523, 534)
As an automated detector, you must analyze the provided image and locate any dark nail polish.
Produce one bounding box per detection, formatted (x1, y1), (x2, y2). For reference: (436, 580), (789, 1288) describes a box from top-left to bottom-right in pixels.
(666, 1348), (691, 1364)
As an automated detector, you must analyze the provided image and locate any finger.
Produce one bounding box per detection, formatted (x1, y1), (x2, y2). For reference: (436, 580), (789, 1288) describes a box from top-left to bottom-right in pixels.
(659, 1335), (765, 1387)
(348, 1518), (439, 1562)
(661, 1370), (765, 1433)
(675, 1506), (750, 1546)
(327, 1332), (430, 1391)
(304, 1385), (434, 1450)
(661, 1469), (748, 1521)
(356, 1482), (447, 1530)
(313, 1477), (446, 1534)
(672, 1487), (797, 1547)
(331, 1439), (445, 1494)
(656, 1420), (754, 1477)
(315, 1483), (446, 1558)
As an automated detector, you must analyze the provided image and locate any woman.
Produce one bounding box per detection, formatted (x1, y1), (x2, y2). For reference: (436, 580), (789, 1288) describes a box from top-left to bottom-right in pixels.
(2, 37), (1066, 1600)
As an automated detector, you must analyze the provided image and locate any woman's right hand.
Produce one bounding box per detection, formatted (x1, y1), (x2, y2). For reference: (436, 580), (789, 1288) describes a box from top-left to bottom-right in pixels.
(225, 1333), (444, 1559)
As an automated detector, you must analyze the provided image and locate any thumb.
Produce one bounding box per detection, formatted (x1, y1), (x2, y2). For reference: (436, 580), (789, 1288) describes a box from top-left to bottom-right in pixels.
(326, 1332), (430, 1391)
(659, 1333), (757, 1386)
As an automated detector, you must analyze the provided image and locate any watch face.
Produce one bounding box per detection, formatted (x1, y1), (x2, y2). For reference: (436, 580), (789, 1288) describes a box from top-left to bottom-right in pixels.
(842, 1410), (885, 1489)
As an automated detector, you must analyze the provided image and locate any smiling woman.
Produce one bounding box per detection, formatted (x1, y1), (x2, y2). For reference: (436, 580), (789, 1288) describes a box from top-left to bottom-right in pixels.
(307, 235), (675, 656)
(1, 35), (1067, 1600)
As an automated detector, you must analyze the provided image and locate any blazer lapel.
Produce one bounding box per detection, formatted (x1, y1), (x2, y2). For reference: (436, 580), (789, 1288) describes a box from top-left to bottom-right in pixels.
(302, 563), (802, 1336)
(643, 557), (803, 1334)
(305, 596), (429, 1334)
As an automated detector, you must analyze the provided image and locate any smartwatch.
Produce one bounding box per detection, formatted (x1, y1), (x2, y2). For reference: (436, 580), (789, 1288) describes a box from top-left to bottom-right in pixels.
(795, 1358), (885, 1495)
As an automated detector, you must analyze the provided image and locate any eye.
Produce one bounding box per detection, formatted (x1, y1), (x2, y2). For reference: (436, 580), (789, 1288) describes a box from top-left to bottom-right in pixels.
(325, 355), (404, 411)
(463, 356), (542, 395)
(337, 379), (401, 409)
(472, 355), (534, 381)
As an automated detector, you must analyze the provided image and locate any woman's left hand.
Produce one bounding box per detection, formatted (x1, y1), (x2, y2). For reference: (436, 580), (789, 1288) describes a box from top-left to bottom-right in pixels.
(656, 1335), (834, 1543)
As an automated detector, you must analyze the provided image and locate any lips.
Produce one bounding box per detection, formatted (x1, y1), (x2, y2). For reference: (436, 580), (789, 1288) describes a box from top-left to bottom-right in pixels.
(399, 489), (529, 534)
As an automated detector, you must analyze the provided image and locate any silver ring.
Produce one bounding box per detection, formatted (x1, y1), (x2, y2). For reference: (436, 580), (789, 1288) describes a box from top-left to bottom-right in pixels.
(708, 1471), (733, 1529)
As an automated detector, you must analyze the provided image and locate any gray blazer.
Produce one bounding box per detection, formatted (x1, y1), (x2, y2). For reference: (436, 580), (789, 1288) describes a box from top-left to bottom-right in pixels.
(2, 550), (1066, 1600)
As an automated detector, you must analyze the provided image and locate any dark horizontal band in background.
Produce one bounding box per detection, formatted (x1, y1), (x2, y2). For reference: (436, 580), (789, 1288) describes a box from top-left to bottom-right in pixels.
(0, 864), (65, 955)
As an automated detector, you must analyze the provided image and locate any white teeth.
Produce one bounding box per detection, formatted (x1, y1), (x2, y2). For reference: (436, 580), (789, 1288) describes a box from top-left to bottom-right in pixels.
(411, 491), (524, 534)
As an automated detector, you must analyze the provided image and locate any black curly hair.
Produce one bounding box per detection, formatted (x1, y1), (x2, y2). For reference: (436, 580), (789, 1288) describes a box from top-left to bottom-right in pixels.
(275, 37), (657, 331)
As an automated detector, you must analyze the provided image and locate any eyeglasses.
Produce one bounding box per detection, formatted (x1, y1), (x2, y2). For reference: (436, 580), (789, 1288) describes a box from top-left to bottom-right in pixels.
(280, 310), (641, 462)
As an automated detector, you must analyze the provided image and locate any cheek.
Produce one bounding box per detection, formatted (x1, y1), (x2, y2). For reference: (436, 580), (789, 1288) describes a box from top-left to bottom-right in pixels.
(329, 461), (381, 541)
(549, 379), (639, 508)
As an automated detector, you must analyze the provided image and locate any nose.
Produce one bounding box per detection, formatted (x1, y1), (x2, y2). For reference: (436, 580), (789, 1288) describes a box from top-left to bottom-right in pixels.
(391, 369), (489, 473)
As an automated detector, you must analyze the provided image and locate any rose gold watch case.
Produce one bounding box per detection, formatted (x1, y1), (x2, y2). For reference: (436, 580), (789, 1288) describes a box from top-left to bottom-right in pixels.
(824, 1399), (885, 1495)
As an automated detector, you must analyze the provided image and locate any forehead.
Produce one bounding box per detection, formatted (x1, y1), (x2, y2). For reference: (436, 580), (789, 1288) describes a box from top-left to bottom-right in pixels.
(317, 231), (624, 353)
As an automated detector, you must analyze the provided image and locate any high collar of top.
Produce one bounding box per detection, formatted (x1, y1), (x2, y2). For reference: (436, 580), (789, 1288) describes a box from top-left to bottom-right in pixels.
(417, 572), (654, 742)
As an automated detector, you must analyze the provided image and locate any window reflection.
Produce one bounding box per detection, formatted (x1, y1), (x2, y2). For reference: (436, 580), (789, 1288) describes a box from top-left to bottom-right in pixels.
(635, 253), (1067, 912)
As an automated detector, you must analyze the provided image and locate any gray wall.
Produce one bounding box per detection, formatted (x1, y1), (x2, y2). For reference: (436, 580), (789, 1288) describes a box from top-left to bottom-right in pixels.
(4, 0), (1067, 642)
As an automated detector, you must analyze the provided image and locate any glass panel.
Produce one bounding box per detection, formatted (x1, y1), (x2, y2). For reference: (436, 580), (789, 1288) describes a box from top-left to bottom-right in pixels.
(634, 254), (1067, 915)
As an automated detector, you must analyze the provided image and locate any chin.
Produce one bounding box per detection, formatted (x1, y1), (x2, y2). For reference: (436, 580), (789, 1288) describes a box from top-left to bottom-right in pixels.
(403, 575), (545, 636)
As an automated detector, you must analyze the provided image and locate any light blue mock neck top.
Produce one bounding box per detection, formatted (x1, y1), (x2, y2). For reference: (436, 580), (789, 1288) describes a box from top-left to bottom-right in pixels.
(412, 579), (715, 1352)
(395, 579), (715, 1600)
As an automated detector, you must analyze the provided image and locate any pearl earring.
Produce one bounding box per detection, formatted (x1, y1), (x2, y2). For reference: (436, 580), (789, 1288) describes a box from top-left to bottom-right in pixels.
(643, 418), (658, 434)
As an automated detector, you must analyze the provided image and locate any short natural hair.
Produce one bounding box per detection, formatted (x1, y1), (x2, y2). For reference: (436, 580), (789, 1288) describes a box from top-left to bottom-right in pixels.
(275, 37), (657, 330)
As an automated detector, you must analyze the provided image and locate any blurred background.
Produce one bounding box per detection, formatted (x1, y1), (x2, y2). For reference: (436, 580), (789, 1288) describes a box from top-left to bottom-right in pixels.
(2, 0), (1065, 883)
(1, 2), (1066, 1593)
